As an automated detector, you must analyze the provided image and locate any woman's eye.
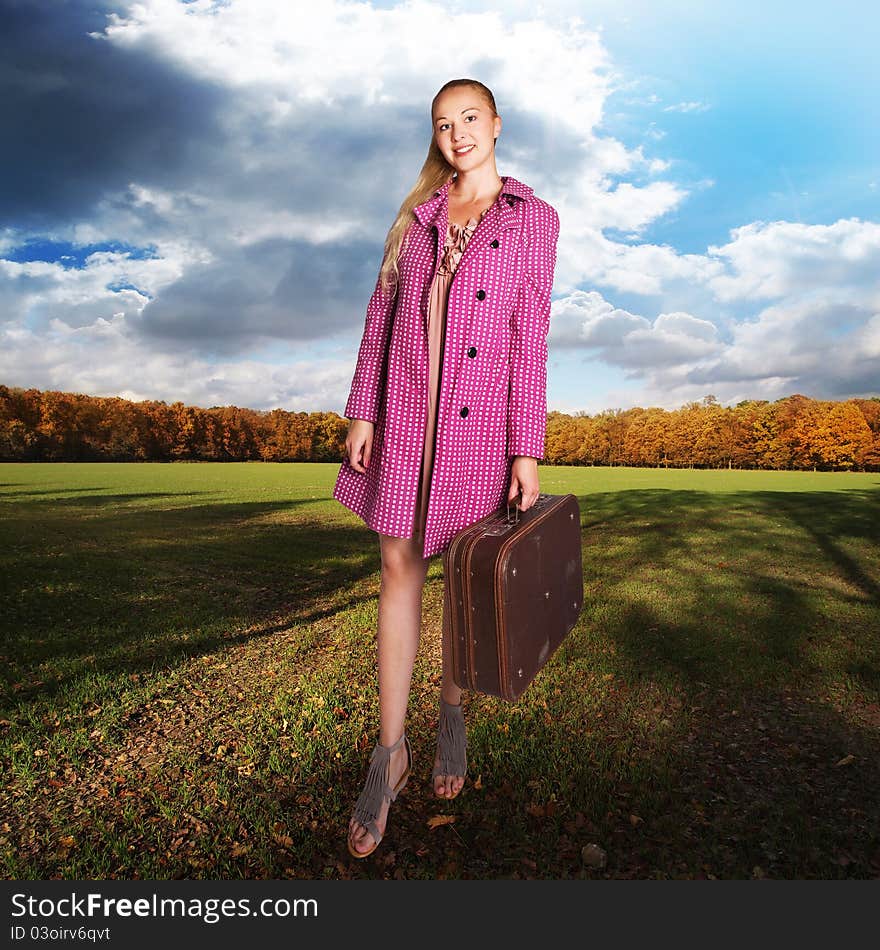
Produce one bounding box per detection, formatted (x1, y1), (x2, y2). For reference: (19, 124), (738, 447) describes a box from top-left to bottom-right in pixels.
(439, 115), (477, 132)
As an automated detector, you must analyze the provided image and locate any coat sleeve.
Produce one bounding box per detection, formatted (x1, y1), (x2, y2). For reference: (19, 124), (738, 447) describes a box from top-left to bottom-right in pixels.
(343, 267), (398, 424)
(507, 201), (561, 459)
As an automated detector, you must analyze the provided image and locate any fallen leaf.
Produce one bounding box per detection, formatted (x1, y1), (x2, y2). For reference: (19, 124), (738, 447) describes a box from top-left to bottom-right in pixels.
(834, 754), (855, 768)
(581, 843), (607, 869)
(427, 815), (456, 829)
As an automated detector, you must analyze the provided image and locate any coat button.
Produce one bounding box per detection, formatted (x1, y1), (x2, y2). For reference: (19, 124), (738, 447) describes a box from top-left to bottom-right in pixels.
(490, 239), (499, 248)
(467, 346), (477, 357)
(460, 406), (469, 418)
(476, 289), (486, 300)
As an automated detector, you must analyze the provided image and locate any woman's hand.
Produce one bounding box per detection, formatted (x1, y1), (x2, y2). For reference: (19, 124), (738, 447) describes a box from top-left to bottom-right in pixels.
(345, 419), (375, 473)
(507, 456), (540, 511)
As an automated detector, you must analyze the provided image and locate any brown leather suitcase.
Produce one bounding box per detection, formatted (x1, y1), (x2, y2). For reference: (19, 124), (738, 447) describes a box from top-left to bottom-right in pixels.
(443, 492), (584, 701)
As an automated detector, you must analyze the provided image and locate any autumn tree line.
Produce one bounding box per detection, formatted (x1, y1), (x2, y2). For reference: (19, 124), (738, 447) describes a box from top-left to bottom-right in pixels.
(1, 385), (879, 471)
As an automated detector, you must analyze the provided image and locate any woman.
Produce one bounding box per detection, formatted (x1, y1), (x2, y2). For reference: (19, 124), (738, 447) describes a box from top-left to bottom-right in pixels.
(333, 78), (561, 858)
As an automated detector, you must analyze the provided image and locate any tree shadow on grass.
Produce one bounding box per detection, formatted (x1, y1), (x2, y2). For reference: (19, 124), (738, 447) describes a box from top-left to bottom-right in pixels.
(552, 487), (880, 877)
(576, 488), (879, 689)
(0, 494), (387, 709)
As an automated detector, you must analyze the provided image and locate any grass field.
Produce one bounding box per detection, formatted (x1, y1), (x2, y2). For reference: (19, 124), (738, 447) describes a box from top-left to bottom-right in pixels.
(1, 461), (878, 879)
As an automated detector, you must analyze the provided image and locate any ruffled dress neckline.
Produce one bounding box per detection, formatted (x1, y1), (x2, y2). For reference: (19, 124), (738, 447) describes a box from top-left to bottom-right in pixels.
(438, 207), (489, 277)
(448, 205), (490, 233)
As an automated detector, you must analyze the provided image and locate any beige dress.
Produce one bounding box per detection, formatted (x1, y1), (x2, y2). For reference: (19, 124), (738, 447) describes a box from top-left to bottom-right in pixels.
(412, 209), (489, 544)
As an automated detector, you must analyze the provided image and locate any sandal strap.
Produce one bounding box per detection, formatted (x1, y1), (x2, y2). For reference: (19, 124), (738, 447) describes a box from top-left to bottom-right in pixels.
(432, 697), (467, 779)
(362, 819), (382, 847)
(351, 732), (409, 829)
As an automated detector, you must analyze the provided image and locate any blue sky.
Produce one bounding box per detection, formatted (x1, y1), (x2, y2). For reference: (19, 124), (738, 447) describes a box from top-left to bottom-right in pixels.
(1, 0), (878, 414)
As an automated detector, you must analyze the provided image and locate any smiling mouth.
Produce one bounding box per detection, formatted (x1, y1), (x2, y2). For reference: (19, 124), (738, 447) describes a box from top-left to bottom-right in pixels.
(453, 145), (475, 155)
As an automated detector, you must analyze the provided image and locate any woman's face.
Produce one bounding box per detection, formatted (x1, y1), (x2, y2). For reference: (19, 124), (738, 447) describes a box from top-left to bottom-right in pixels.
(432, 87), (501, 172)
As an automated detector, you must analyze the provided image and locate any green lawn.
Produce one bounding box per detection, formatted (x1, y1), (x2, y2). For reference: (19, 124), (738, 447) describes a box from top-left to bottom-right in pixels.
(1, 462), (878, 879)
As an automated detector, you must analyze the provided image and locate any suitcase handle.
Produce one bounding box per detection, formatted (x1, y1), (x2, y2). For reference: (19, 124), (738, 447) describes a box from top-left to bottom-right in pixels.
(505, 489), (522, 525)
(506, 491), (555, 525)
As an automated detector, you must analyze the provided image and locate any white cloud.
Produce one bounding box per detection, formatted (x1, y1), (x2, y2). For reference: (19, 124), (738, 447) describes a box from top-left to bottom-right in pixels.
(662, 100), (710, 113)
(552, 291), (722, 369)
(0, 311), (354, 412)
(707, 217), (880, 303)
(549, 210), (880, 408)
(94, 0), (614, 137)
(0, 249), (187, 331)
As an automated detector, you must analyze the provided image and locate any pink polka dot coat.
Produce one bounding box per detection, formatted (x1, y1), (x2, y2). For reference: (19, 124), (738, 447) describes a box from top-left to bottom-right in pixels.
(333, 174), (561, 559)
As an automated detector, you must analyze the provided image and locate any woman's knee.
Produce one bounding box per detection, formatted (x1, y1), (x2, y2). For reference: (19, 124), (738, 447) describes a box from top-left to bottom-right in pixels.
(379, 533), (428, 582)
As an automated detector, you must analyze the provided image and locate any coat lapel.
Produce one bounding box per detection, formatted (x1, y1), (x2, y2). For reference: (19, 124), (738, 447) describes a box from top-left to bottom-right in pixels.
(413, 179), (451, 277)
(412, 175), (534, 328)
(413, 175), (533, 258)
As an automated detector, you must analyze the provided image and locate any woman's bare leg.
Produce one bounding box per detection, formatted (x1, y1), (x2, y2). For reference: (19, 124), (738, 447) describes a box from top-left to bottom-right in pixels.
(433, 583), (465, 798)
(348, 532), (429, 855)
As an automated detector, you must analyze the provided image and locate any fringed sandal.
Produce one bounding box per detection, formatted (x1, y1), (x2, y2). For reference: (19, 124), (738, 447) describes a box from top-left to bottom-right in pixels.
(432, 696), (467, 800)
(347, 731), (412, 859)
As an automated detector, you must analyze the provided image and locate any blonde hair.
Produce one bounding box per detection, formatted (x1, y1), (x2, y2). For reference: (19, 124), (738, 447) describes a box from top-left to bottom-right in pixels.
(377, 78), (500, 298)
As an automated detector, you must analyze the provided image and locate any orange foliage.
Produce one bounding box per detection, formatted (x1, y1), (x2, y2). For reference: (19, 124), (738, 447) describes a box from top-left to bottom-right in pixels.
(0, 385), (877, 471)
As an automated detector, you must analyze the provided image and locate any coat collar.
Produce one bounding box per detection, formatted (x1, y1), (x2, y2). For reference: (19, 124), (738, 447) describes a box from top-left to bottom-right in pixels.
(412, 174), (533, 229)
